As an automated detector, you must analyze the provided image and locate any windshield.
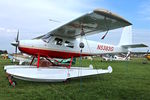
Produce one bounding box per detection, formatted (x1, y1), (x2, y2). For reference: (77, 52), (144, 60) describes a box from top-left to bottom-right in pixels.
(42, 34), (52, 43)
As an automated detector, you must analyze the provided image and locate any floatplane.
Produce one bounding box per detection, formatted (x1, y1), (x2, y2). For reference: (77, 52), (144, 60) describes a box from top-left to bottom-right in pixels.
(4, 9), (148, 86)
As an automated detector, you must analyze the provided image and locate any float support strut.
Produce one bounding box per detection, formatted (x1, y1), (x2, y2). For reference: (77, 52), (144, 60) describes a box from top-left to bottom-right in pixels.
(37, 54), (40, 68)
(30, 56), (35, 65)
(68, 56), (73, 69)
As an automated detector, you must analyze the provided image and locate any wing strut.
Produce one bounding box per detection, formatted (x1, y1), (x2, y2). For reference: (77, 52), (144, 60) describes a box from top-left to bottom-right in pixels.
(101, 16), (109, 40)
(30, 56), (35, 65)
(101, 30), (108, 40)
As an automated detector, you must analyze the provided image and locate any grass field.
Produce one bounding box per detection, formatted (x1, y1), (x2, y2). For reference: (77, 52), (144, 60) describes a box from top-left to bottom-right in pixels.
(0, 57), (150, 100)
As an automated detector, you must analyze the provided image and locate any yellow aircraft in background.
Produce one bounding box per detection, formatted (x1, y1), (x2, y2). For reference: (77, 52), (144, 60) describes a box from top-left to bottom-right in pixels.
(145, 50), (150, 61)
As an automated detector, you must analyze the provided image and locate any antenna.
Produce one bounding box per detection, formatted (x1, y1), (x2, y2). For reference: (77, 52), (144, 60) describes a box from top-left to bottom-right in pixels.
(49, 19), (61, 23)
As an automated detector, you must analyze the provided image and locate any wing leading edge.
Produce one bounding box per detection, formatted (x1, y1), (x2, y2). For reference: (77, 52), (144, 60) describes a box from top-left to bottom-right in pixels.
(35, 9), (132, 39)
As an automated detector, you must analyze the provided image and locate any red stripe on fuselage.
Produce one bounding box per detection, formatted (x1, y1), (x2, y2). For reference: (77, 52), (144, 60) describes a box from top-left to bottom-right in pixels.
(18, 46), (90, 58)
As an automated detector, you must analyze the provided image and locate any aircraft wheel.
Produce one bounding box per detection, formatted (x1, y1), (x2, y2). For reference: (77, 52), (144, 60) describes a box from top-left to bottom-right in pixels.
(9, 79), (16, 87)
(63, 78), (71, 83)
(11, 81), (16, 87)
(7, 75), (16, 87)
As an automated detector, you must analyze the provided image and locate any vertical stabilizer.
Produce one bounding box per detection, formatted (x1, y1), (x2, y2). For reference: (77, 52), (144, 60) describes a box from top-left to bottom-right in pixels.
(119, 26), (132, 46)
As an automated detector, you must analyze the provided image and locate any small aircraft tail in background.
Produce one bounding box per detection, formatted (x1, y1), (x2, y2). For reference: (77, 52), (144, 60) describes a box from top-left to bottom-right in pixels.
(119, 26), (147, 50)
(145, 50), (150, 61)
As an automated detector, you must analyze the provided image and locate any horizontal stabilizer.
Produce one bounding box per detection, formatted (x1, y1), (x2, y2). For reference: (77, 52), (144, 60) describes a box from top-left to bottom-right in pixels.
(122, 44), (148, 48)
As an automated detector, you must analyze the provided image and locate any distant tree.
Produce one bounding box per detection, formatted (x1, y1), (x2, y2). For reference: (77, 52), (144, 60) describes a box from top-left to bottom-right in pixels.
(0, 50), (8, 54)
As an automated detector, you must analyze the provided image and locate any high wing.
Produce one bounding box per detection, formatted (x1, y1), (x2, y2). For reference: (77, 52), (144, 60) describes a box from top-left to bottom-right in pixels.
(36, 9), (132, 39)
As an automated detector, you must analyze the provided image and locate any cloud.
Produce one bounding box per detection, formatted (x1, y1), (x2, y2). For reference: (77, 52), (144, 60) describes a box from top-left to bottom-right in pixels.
(0, 26), (17, 34)
(0, 27), (5, 31)
(0, 0), (99, 34)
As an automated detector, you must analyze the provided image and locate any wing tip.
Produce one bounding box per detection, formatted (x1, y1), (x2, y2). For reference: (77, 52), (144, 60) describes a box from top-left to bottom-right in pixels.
(93, 8), (132, 25)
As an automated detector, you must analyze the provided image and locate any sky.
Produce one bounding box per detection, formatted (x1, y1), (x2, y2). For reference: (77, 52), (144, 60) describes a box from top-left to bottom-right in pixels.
(0, 0), (150, 53)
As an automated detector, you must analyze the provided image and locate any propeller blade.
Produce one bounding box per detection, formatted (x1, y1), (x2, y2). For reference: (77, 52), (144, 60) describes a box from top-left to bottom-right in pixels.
(15, 46), (17, 54)
(16, 30), (19, 42)
(13, 29), (19, 54)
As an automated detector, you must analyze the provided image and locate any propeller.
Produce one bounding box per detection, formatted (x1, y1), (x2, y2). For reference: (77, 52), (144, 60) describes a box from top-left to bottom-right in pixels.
(11, 30), (19, 54)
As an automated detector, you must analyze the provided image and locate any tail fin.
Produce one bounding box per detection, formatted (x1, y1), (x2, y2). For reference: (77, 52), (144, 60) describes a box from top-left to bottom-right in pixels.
(118, 26), (132, 46)
(118, 26), (148, 49)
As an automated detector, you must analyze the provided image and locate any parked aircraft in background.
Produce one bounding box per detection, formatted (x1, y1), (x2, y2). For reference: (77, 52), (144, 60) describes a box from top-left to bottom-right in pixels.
(9, 53), (76, 66)
(145, 50), (150, 61)
(102, 52), (131, 61)
(8, 53), (32, 65)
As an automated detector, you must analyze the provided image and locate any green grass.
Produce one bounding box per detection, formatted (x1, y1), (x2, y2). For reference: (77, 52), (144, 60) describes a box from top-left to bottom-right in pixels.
(0, 57), (150, 100)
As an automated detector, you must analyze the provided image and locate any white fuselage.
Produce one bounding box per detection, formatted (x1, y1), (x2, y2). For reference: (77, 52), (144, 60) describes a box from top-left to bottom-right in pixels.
(18, 36), (128, 58)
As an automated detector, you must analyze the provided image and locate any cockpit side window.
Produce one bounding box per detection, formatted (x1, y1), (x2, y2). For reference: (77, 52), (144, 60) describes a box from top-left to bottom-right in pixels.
(54, 38), (63, 46)
(64, 41), (74, 48)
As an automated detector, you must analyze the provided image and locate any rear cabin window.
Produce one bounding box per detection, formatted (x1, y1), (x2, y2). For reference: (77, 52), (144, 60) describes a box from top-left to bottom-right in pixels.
(54, 38), (63, 46)
(64, 41), (74, 48)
